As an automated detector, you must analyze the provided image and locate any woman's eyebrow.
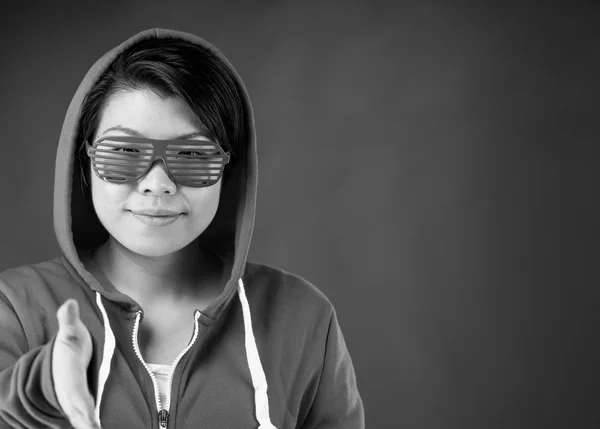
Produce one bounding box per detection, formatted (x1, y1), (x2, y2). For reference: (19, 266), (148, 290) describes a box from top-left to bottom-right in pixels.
(176, 131), (208, 140)
(100, 126), (208, 140)
(101, 126), (143, 137)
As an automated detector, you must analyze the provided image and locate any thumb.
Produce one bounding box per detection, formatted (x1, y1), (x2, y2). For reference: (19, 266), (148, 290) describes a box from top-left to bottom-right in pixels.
(57, 299), (84, 338)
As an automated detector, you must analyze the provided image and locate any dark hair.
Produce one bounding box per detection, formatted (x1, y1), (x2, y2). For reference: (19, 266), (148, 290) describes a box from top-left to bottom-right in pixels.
(76, 38), (246, 193)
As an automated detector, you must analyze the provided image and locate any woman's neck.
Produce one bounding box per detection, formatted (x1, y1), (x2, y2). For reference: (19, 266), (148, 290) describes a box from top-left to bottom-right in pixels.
(95, 237), (221, 305)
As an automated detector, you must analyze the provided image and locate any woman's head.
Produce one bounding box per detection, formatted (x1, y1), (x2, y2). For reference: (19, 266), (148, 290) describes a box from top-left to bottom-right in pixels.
(76, 38), (246, 257)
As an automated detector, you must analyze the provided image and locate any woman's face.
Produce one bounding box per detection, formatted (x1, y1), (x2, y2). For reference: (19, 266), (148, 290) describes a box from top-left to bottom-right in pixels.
(90, 89), (222, 258)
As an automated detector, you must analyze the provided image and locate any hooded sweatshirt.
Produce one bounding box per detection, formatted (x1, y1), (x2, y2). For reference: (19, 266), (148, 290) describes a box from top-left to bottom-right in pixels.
(0, 28), (364, 429)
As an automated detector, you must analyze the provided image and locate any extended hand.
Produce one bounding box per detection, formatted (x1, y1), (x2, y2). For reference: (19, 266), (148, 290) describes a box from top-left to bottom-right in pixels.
(52, 299), (101, 429)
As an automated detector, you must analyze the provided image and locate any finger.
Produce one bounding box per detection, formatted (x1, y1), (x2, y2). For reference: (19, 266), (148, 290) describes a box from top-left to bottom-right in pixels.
(64, 389), (101, 429)
(57, 369), (101, 429)
(57, 299), (81, 328)
(70, 412), (102, 429)
(56, 299), (87, 345)
(70, 411), (101, 429)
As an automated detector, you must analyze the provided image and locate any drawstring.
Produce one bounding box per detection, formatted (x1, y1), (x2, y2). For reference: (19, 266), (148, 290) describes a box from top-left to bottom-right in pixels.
(93, 280), (276, 429)
(237, 278), (277, 429)
(94, 292), (116, 426)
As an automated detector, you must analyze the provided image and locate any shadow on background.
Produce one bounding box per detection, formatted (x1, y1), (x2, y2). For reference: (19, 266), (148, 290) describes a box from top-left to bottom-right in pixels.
(0, 1), (598, 428)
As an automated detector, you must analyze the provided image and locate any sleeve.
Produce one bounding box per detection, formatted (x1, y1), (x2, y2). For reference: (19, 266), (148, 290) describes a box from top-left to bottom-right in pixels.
(0, 287), (67, 428)
(300, 308), (365, 429)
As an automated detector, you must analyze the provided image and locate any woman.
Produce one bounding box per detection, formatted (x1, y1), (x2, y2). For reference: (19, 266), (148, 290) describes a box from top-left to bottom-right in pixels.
(0, 29), (364, 429)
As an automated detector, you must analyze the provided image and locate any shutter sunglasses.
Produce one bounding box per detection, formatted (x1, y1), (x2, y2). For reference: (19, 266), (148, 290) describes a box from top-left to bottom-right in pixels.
(86, 136), (230, 188)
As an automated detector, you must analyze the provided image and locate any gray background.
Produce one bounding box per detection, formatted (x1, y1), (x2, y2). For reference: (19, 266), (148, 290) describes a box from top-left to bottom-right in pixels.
(1, 1), (598, 428)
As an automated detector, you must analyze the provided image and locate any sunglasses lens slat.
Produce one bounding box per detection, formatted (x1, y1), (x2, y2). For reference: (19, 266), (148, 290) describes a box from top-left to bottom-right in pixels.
(171, 172), (221, 178)
(167, 162), (225, 168)
(179, 180), (218, 187)
(93, 147), (152, 154)
(166, 142), (220, 149)
(99, 140), (153, 148)
(171, 168), (223, 175)
(96, 165), (147, 173)
(91, 158), (149, 168)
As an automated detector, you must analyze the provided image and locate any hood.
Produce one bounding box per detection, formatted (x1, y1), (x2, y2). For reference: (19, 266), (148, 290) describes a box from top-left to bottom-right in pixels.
(53, 28), (257, 319)
(52, 30), (277, 429)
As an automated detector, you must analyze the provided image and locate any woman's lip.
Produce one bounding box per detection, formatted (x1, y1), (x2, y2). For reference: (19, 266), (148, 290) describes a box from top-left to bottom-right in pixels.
(130, 210), (182, 216)
(131, 212), (182, 227)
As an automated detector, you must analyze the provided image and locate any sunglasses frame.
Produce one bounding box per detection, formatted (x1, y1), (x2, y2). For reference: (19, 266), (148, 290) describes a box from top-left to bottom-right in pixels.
(86, 135), (230, 188)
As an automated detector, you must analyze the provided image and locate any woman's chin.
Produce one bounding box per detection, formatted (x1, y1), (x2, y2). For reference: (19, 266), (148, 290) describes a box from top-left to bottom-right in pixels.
(114, 237), (188, 259)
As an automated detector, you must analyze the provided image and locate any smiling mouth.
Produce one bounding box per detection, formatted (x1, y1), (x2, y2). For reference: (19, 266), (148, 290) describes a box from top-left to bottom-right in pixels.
(129, 211), (183, 226)
(128, 209), (184, 216)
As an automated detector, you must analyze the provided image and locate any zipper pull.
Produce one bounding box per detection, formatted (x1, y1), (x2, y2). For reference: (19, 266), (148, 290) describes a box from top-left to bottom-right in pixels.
(158, 409), (169, 428)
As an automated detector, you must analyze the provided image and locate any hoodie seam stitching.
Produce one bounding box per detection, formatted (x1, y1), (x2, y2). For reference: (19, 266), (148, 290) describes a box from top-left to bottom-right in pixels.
(0, 289), (29, 349)
(297, 309), (334, 429)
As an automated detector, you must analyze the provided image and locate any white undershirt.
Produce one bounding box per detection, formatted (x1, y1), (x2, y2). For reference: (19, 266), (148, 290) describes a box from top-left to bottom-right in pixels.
(146, 363), (173, 409)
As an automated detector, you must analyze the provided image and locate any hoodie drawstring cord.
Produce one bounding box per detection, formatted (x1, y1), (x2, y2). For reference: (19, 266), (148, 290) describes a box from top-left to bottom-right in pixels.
(94, 292), (116, 426)
(237, 278), (277, 429)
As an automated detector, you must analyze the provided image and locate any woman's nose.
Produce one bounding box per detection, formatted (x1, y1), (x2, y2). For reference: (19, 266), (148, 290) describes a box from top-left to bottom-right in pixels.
(137, 159), (177, 195)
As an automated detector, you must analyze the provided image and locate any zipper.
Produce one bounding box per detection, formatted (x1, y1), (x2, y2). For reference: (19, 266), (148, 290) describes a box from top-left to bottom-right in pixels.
(132, 310), (201, 429)
(166, 311), (201, 412)
(158, 409), (169, 428)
